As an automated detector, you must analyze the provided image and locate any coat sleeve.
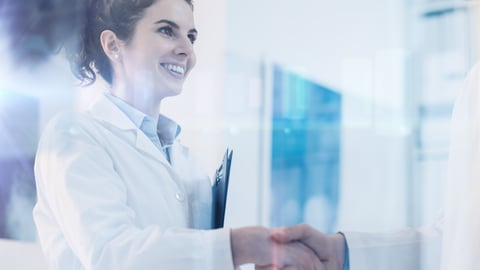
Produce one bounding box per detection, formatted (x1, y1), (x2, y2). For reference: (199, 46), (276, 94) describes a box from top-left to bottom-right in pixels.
(342, 221), (442, 270)
(33, 113), (235, 270)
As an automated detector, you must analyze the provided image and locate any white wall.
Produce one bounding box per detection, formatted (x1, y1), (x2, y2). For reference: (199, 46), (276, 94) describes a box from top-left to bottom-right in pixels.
(225, 0), (412, 232)
(226, 0), (406, 89)
(0, 240), (48, 270)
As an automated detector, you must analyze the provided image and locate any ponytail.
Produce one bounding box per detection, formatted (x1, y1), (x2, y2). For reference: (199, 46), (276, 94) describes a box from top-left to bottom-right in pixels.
(64, 0), (105, 86)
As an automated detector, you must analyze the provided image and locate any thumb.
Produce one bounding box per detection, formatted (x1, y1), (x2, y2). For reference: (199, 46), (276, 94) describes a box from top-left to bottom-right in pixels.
(271, 224), (309, 243)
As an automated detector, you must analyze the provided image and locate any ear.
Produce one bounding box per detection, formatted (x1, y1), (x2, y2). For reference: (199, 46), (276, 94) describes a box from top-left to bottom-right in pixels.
(100, 30), (122, 61)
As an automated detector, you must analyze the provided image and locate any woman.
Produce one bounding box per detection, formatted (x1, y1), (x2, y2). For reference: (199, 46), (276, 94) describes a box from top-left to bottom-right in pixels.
(32, 0), (322, 269)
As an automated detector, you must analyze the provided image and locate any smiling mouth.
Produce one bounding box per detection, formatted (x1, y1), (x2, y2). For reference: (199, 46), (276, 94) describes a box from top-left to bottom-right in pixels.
(160, 63), (186, 77)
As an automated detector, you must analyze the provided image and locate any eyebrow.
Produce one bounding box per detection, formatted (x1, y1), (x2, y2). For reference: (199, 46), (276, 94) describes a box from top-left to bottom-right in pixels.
(154, 19), (198, 35)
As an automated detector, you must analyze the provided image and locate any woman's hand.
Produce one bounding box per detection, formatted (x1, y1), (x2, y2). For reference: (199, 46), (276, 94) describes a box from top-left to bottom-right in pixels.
(230, 226), (323, 269)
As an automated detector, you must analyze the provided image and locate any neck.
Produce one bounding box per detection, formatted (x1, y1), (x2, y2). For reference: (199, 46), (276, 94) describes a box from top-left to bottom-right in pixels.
(110, 80), (162, 121)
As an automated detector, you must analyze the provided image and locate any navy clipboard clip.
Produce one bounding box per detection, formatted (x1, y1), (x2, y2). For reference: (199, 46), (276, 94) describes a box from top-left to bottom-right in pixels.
(211, 148), (233, 228)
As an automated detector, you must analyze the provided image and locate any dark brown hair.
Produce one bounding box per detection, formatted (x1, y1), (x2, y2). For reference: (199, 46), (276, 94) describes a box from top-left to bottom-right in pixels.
(66, 0), (193, 86)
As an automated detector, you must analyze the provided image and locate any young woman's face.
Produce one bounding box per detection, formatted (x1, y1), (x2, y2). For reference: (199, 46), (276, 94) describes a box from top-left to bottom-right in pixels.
(119, 0), (197, 99)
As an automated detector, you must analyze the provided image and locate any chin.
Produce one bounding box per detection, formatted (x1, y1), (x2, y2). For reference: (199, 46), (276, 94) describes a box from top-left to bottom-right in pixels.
(170, 84), (184, 95)
(154, 81), (184, 98)
(163, 87), (184, 98)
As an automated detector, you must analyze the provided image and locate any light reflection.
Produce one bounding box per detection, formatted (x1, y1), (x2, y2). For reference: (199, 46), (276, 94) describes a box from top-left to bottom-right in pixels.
(0, 0), (82, 241)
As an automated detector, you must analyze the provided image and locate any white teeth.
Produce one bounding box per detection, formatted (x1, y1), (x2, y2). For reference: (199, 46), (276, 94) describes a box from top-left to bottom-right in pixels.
(162, 64), (185, 75)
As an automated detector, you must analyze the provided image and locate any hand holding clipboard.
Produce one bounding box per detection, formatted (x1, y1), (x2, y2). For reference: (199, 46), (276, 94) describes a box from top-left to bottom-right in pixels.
(211, 148), (233, 229)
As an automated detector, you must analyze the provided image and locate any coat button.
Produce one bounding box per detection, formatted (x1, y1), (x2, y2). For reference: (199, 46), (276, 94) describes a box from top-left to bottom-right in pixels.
(175, 192), (185, 202)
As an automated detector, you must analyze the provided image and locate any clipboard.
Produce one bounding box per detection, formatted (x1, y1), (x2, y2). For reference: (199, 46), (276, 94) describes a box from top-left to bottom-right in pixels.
(211, 148), (233, 228)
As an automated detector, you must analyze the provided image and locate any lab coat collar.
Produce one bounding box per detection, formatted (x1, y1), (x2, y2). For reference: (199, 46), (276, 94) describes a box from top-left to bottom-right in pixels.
(87, 94), (138, 131)
(86, 94), (171, 165)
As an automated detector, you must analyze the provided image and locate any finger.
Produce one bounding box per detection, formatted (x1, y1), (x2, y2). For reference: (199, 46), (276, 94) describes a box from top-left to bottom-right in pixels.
(255, 265), (277, 270)
(301, 245), (324, 270)
(272, 224), (310, 243)
(282, 241), (326, 270)
(272, 240), (286, 267)
(300, 241), (325, 270)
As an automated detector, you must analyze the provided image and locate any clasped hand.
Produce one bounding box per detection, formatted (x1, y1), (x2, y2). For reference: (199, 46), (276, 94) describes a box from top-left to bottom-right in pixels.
(231, 224), (345, 270)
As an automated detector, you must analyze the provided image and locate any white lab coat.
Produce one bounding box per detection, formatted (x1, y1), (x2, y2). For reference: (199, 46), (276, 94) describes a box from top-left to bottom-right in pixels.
(33, 95), (235, 270)
(343, 221), (442, 270)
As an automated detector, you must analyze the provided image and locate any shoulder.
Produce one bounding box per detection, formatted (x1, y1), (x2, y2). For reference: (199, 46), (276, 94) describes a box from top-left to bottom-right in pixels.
(35, 111), (115, 172)
(39, 111), (106, 147)
(43, 111), (97, 133)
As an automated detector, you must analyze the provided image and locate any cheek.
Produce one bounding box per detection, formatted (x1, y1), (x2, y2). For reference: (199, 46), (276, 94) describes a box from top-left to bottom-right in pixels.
(189, 54), (197, 69)
(123, 50), (141, 65)
(127, 51), (155, 69)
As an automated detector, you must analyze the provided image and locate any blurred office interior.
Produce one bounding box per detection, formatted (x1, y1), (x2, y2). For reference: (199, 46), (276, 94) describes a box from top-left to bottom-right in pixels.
(0, 0), (479, 252)
(220, 0), (480, 235)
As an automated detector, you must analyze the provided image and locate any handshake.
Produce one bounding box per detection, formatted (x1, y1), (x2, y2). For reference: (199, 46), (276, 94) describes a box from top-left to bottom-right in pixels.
(230, 224), (346, 270)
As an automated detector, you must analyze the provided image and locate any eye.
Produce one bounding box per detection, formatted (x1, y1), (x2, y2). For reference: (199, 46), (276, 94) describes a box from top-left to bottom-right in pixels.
(188, 34), (197, 44)
(157, 26), (174, 37)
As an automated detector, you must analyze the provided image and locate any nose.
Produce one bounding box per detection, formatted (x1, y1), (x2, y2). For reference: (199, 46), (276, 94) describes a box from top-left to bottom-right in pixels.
(173, 35), (194, 58)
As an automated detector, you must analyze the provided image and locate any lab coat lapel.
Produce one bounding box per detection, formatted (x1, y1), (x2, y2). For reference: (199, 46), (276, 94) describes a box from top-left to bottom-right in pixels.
(133, 133), (171, 167)
(169, 143), (189, 176)
(87, 95), (171, 167)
